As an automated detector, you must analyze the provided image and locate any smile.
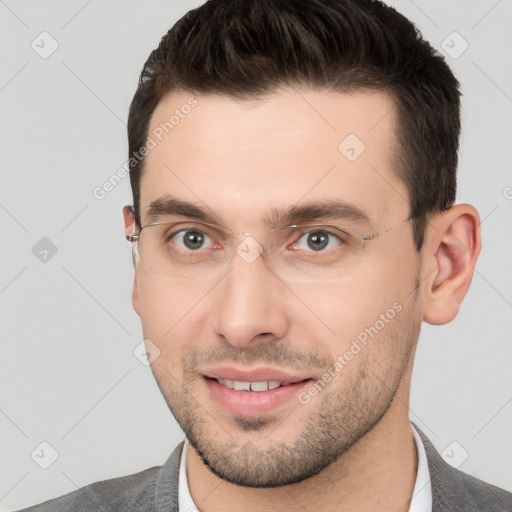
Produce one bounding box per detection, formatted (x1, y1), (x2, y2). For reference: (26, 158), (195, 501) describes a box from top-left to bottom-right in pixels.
(216, 378), (288, 391)
(202, 369), (313, 417)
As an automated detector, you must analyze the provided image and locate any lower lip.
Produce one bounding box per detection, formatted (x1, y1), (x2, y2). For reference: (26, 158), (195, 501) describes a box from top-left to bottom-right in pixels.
(204, 377), (311, 417)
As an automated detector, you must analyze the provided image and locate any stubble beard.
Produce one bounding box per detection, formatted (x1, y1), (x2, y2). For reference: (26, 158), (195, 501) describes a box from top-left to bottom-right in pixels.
(151, 296), (420, 488)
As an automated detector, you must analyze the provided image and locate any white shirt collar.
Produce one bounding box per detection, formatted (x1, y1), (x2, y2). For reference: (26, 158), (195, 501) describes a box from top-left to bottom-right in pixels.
(178, 440), (197, 512)
(178, 423), (432, 512)
(409, 423), (433, 512)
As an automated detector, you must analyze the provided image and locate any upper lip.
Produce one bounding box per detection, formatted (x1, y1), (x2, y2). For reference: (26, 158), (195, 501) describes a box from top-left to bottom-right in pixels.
(202, 366), (311, 384)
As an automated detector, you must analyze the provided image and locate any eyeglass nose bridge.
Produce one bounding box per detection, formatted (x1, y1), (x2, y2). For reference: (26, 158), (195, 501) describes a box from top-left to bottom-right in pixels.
(231, 231), (271, 266)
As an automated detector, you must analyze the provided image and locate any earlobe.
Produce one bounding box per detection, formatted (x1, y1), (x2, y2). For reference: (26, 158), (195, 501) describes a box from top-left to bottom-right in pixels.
(423, 204), (481, 325)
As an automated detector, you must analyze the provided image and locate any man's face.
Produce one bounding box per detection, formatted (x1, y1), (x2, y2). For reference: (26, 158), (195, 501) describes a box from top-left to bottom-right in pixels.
(128, 87), (425, 487)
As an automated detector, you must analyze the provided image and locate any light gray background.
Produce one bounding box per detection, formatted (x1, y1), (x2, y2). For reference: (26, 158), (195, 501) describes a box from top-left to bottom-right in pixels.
(1, 1), (511, 510)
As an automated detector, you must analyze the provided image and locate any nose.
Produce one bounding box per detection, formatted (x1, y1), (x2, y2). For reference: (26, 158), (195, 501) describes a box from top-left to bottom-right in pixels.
(211, 245), (289, 349)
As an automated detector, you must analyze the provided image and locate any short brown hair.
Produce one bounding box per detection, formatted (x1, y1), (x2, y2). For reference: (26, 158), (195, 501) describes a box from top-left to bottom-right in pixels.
(128, 0), (461, 250)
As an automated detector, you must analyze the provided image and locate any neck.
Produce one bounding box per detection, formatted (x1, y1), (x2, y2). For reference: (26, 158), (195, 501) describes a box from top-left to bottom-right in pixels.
(186, 386), (418, 512)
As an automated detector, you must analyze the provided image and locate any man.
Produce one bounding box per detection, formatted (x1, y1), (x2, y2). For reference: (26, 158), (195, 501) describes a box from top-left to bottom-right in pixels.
(19, 0), (512, 511)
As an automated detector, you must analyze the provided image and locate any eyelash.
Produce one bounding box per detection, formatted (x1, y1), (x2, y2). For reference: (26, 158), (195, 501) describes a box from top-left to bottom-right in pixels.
(167, 226), (345, 254)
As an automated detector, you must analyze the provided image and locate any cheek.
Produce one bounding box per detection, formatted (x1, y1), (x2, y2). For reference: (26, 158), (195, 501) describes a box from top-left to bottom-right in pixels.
(135, 273), (208, 359)
(356, 238), (419, 306)
(303, 256), (417, 352)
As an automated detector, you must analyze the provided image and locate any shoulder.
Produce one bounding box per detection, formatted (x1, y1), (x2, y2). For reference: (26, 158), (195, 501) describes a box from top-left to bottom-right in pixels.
(17, 466), (160, 512)
(414, 424), (512, 512)
(439, 469), (512, 511)
(16, 442), (184, 512)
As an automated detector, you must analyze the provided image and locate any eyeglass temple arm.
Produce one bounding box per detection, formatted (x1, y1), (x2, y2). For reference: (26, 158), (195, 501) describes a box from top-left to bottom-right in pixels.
(362, 214), (413, 242)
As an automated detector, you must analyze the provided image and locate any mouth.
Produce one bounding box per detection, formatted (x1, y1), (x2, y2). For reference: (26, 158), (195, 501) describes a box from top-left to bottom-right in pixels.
(213, 377), (302, 392)
(201, 367), (313, 417)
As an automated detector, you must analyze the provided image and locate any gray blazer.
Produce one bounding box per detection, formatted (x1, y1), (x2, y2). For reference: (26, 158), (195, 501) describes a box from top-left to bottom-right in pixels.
(18, 424), (512, 511)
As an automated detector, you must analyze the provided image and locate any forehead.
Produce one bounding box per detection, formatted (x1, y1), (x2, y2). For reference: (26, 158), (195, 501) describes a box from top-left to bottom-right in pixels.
(140, 87), (408, 229)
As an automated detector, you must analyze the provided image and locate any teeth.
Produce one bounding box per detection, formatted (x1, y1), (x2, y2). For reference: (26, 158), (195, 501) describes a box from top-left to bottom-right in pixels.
(233, 380), (251, 391)
(250, 381), (269, 392)
(221, 378), (234, 388)
(217, 378), (283, 392)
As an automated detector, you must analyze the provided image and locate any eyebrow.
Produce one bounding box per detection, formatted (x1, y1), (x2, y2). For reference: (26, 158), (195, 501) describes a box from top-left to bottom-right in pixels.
(146, 194), (371, 228)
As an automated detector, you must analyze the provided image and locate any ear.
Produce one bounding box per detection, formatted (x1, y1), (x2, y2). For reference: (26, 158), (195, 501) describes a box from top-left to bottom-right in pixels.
(122, 205), (141, 316)
(422, 204), (481, 325)
(123, 205), (136, 239)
